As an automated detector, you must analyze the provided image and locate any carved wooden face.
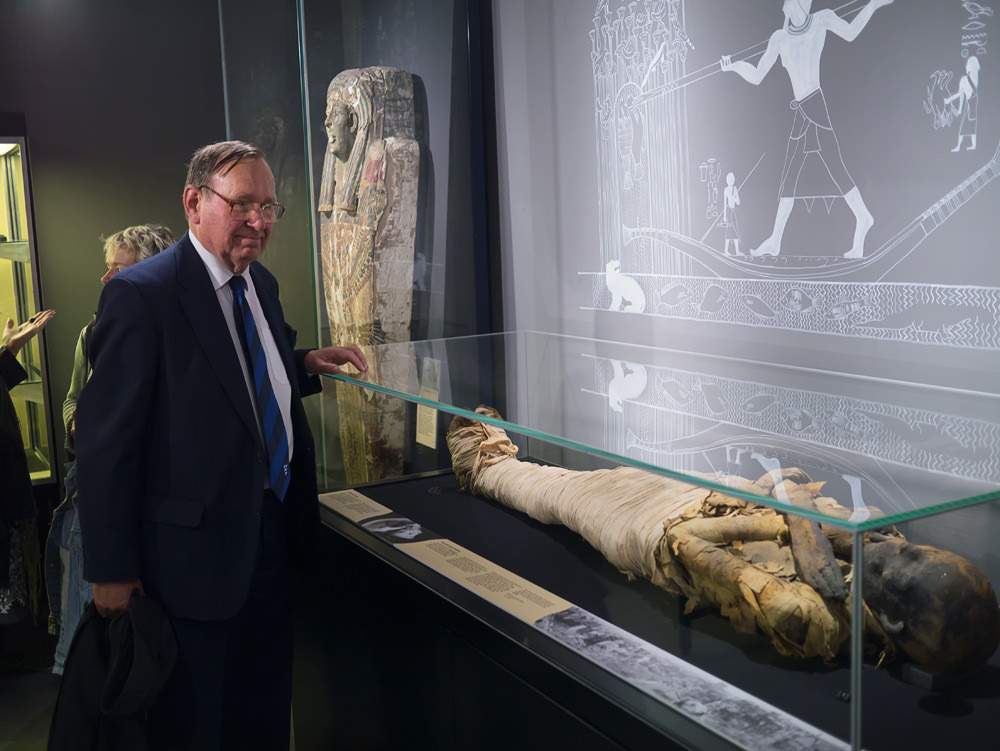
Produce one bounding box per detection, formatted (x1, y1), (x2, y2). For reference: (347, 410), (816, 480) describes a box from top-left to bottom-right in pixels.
(862, 538), (1000, 674)
(325, 101), (358, 162)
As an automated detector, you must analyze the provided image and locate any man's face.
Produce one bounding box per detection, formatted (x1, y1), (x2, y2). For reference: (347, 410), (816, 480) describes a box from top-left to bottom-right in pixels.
(101, 245), (137, 284)
(325, 101), (357, 162)
(185, 158), (276, 274)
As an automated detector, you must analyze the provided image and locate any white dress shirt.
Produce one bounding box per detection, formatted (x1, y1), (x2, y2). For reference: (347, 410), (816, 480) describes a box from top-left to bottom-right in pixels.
(189, 231), (294, 461)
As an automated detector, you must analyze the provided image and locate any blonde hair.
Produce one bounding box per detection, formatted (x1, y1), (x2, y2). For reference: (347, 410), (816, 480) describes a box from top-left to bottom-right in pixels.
(102, 223), (176, 263)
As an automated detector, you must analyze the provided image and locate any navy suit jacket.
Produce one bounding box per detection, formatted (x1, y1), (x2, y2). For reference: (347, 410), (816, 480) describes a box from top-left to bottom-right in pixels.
(75, 234), (321, 621)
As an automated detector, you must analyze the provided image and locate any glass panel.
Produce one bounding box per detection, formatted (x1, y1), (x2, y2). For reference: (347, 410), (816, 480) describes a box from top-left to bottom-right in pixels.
(325, 334), (1000, 749)
(0, 136), (52, 481)
(219, 0), (490, 488)
(322, 390), (861, 749)
(327, 376), (1000, 750)
(325, 331), (1000, 528)
(859, 506), (1000, 750)
(217, 0), (317, 346)
(492, 1), (1000, 399)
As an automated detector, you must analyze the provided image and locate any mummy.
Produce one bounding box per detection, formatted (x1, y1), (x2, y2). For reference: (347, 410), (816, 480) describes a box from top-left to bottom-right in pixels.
(447, 407), (1000, 675)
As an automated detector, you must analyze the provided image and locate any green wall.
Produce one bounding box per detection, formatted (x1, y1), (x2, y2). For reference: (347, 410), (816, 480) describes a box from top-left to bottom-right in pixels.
(0, 1), (229, 480)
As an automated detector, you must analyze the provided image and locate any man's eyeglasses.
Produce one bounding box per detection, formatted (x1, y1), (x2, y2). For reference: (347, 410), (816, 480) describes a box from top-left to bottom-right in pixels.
(199, 185), (286, 223)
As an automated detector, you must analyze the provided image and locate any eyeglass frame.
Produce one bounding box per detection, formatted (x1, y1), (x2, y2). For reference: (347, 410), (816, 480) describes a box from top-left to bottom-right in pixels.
(198, 184), (286, 223)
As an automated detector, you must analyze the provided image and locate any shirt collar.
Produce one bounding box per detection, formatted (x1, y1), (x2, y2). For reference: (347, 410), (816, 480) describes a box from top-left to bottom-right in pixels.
(188, 230), (248, 291)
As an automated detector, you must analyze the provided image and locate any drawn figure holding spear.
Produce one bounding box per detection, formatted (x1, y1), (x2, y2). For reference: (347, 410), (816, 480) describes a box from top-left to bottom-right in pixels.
(721, 0), (893, 259)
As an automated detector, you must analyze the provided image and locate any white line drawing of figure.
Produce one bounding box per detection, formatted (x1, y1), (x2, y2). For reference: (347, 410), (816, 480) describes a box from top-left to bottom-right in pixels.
(605, 259), (647, 312)
(946, 56), (981, 152)
(723, 171), (742, 256)
(608, 360), (648, 413)
(925, 70), (956, 131)
(720, 0), (893, 259)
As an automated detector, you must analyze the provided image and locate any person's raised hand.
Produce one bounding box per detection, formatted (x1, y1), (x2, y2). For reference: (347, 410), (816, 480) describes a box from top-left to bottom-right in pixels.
(2, 309), (55, 358)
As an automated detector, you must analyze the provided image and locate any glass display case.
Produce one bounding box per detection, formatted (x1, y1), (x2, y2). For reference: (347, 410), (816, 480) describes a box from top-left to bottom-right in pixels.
(0, 113), (54, 483)
(207, 5), (1000, 746)
(311, 331), (1000, 751)
(218, 0), (499, 489)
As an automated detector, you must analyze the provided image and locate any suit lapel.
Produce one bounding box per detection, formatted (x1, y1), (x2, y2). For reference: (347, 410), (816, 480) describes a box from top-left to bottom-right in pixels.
(174, 237), (261, 445)
(249, 264), (298, 395)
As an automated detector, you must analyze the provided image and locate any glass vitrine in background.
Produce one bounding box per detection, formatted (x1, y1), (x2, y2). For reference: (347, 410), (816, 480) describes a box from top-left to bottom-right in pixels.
(0, 113), (54, 483)
(217, 0), (497, 489)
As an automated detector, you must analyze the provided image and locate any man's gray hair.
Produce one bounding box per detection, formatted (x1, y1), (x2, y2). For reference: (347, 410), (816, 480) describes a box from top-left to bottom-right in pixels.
(185, 140), (266, 188)
(102, 223), (176, 263)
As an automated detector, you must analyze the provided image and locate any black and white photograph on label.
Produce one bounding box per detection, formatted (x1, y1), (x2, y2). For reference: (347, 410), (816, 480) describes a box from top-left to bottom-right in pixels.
(359, 515), (433, 545)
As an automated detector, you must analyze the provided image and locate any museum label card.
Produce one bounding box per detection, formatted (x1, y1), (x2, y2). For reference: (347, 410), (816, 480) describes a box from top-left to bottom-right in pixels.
(399, 538), (572, 623)
(415, 387), (438, 449)
(319, 489), (394, 523)
(415, 357), (440, 449)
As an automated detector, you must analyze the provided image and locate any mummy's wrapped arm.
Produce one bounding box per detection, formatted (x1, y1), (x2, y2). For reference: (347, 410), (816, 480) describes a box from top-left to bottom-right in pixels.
(447, 408), (1000, 675)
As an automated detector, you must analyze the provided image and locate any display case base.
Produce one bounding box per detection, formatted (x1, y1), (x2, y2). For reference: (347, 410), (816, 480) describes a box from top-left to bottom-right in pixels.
(293, 472), (1000, 751)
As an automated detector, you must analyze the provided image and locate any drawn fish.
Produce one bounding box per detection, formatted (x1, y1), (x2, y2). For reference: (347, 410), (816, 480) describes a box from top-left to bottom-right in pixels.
(824, 410), (864, 437)
(828, 300), (865, 320)
(855, 411), (988, 462)
(858, 410), (925, 442)
(855, 411), (991, 463)
(659, 283), (690, 307)
(742, 394), (776, 413)
(700, 383), (727, 414)
(740, 294), (776, 318)
(782, 288), (814, 313)
(924, 430), (992, 463)
(699, 285), (726, 313)
(855, 304), (991, 333)
(657, 377), (691, 405)
(781, 408), (813, 432)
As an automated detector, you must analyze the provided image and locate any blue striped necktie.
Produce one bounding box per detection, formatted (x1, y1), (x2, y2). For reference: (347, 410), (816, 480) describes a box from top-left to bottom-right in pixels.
(229, 275), (290, 501)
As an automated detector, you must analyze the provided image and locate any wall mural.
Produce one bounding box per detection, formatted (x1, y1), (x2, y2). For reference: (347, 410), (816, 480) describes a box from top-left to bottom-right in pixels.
(580, 0), (1000, 512)
(583, 352), (999, 516)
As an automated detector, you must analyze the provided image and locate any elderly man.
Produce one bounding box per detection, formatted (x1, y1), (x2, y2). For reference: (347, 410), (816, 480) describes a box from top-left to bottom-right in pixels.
(75, 141), (367, 749)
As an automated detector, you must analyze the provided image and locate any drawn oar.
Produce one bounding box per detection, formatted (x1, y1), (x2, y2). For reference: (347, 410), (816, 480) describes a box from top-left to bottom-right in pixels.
(633, 0), (869, 106)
